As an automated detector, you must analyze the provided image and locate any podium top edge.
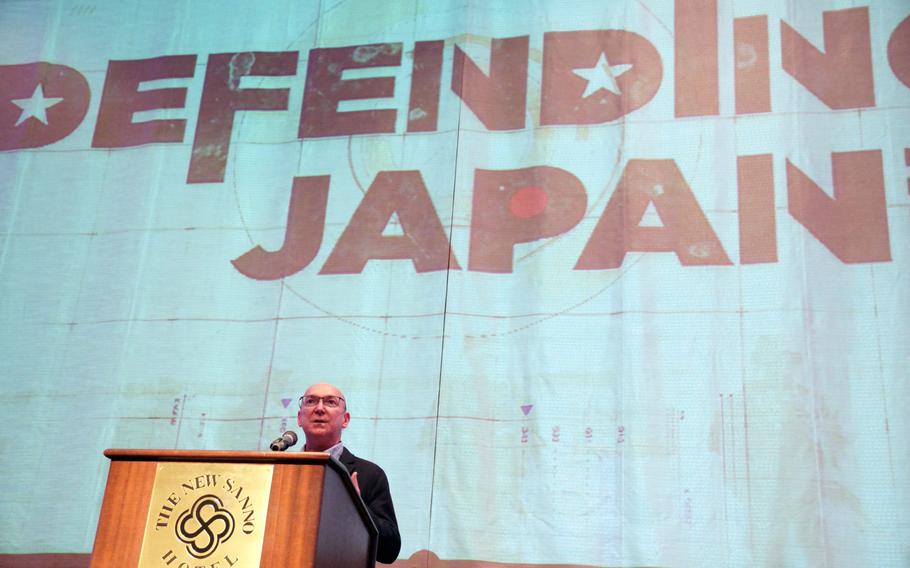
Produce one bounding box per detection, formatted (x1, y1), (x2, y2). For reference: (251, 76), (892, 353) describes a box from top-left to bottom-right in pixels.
(104, 449), (334, 464)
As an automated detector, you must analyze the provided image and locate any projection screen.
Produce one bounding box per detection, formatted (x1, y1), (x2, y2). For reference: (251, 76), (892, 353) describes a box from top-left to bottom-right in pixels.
(1, 0), (908, 566)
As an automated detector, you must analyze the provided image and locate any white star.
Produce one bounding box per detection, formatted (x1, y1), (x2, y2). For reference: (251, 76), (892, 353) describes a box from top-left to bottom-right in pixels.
(572, 53), (633, 98)
(12, 84), (64, 127)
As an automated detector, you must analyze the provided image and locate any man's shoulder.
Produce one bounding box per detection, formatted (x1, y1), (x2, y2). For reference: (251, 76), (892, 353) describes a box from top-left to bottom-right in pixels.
(340, 447), (387, 478)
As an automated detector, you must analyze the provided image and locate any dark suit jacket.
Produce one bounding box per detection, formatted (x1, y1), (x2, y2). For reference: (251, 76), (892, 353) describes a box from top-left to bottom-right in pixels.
(338, 447), (401, 564)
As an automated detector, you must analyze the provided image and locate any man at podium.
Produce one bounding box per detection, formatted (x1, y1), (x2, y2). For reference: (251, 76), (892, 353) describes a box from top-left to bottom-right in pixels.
(298, 383), (402, 564)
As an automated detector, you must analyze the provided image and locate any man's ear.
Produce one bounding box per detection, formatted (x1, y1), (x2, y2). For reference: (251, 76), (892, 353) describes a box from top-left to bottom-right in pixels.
(342, 411), (350, 429)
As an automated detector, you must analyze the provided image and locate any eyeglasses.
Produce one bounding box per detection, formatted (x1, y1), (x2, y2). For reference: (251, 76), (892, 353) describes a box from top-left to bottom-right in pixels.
(299, 395), (345, 409)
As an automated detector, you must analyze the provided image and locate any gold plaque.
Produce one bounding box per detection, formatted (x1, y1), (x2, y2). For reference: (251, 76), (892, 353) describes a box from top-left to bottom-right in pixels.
(137, 462), (273, 568)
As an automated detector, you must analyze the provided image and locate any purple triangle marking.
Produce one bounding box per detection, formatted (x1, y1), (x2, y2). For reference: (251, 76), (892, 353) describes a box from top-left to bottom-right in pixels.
(520, 404), (533, 416)
(281, 398), (292, 408)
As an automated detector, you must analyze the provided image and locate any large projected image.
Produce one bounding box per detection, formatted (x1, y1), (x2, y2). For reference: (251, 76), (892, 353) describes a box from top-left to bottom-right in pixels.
(0, 1), (908, 567)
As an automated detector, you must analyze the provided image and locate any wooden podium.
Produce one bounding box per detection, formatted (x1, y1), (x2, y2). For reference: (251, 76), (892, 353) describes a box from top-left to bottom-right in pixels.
(90, 449), (378, 568)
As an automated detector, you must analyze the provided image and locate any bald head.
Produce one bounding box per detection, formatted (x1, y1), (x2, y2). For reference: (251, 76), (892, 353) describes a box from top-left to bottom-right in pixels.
(297, 383), (350, 451)
(304, 383), (346, 405)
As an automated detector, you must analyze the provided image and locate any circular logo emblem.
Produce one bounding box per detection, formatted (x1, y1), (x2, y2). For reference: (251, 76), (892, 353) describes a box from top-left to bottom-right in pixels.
(175, 494), (236, 558)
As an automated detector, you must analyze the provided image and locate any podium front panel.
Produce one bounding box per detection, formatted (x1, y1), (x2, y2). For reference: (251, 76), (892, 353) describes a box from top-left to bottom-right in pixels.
(137, 462), (273, 567)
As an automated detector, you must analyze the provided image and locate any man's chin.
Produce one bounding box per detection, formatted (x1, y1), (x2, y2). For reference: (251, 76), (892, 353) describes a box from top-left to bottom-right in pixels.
(304, 424), (330, 436)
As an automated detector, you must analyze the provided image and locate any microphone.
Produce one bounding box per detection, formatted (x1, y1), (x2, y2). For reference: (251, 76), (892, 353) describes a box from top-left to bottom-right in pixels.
(270, 430), (298, 451)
